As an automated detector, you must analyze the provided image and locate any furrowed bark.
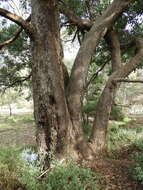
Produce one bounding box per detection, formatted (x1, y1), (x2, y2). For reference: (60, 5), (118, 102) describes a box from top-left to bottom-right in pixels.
(31, 0), (71, 166)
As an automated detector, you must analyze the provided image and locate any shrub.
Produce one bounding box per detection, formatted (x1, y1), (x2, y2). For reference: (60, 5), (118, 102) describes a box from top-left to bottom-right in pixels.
(43, 161), (100, 190)
(131, 152), (143, 183)
(0, 148), (23, 190)
(108, 123), (143, 152)
(110, 106), (124, 121)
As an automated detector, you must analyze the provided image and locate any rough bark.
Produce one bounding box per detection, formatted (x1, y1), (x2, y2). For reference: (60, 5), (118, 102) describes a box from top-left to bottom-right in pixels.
(31, 0), (71, 166)
(90, 37), (143, 153)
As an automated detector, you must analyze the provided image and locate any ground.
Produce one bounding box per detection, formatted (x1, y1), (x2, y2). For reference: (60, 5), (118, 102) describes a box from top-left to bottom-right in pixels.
(90, 159), (142, 190)
(0, 114), (36, 147)
(0, 113), (143, 190)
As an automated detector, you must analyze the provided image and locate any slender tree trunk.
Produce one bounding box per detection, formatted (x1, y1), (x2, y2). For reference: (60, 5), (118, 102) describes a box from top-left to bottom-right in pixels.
(90, 36), (143, 153)
(8, 103), (12, 116)
(90, 79), (117, 153)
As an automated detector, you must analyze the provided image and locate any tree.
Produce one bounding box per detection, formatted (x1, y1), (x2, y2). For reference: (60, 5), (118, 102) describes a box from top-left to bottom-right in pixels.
(0, 88), (20, 116)
(0, 0), (143, 167)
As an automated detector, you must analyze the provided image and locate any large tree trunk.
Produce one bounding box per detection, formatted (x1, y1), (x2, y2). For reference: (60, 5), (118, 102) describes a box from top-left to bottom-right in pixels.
(31, 0), (92, 166)
(31, 0), (71, 166)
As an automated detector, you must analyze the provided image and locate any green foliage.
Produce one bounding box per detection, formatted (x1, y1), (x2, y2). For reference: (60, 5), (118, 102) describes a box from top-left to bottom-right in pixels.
(110, 106), (124, 121)
(131, 142), (143, 183)
(43, 162), (99, 190)
(19, 160), (100, 190)
(0, 88), (21, 106)
(82, 101), (97, 115)
(0, 23), (31, 91)
(82, 122), (92, 139)
(0, 147), (24, 190)
(83, 100), (124, 121)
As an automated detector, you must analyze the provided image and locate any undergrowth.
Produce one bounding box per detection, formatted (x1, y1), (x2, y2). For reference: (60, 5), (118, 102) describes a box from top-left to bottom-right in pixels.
(108, 121), (143, 152)
(107, 119), (143, 184)
(131, 141), (143, 184)
(0, 147), (100, 190)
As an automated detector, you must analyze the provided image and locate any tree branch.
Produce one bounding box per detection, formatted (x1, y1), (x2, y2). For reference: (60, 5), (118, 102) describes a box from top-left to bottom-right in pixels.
(0, 73), (32, 92)
(86, 57), (111, 88)
(110, 38), (143, 83)
(115, 79), (143, 83)
(105, 30), (122, 72)
(0, 28), (22, 50)
(114, 103), (131, 107)
(0, 8), (34, 39)
(0, 16), (31, 50)
(59, 6), (93, 30)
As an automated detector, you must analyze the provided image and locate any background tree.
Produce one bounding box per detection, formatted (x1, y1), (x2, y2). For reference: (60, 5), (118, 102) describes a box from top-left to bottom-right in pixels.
(0, 88), (21, 116)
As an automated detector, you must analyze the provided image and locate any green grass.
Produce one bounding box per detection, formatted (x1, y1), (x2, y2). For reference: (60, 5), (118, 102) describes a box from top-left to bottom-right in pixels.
(0, 114), (34, 130)
(108, 121), (143, 152)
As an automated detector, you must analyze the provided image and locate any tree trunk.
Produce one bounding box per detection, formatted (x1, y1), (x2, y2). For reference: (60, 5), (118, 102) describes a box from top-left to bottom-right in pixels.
(8, 103), (12, 116)
(90, 80), (117, 153)
(31, 0), (71, 167)
(31, 0), (92, 166)
(90, 36), (143, 153)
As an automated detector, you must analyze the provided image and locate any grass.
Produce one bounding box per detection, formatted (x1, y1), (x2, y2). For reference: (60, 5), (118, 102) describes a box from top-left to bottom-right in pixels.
(107, 118), (143, 184)
(0, 114), (34, 130)
(108, 119), (143, 152)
